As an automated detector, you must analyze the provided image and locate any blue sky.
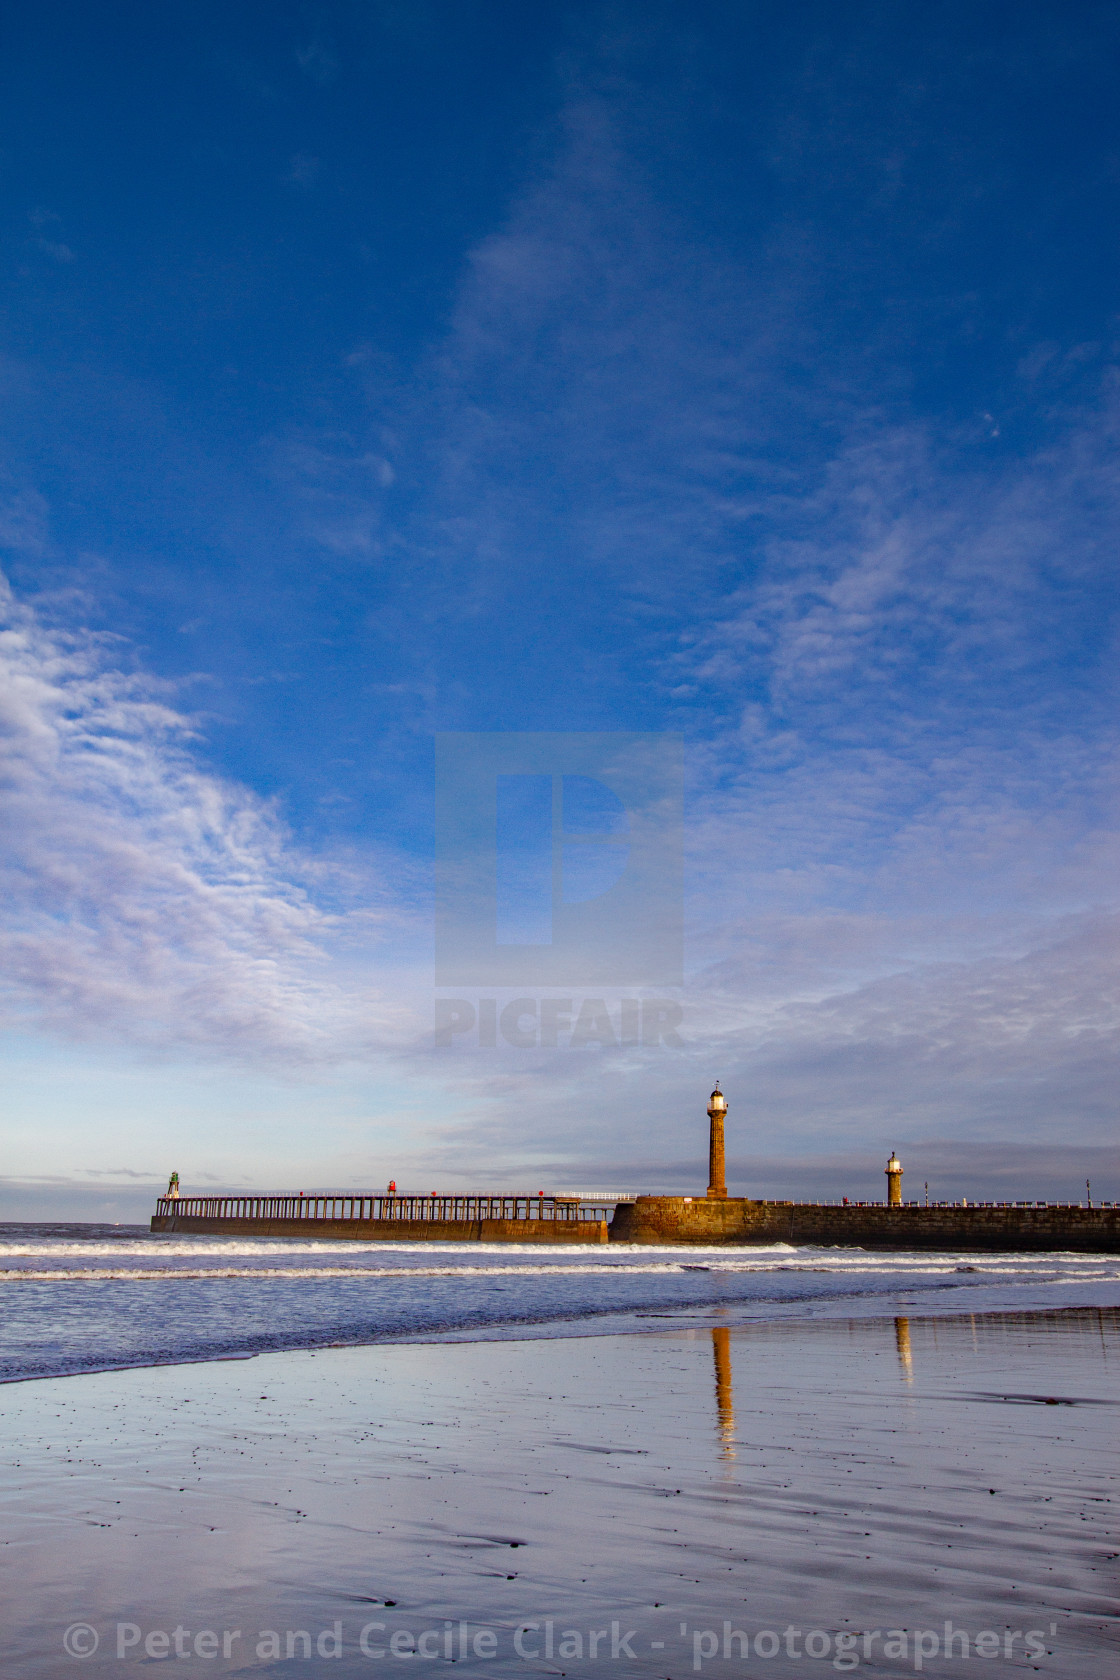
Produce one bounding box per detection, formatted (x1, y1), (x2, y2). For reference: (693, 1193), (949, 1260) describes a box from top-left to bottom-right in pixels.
(2, 1), (1118, 1217)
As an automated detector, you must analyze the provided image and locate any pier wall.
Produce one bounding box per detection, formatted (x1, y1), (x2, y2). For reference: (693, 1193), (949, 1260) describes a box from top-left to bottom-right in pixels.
(151, 1213), (609, 1244)
(150, 1196), (1120, 1250)
(608, 1197), (1120, 1252)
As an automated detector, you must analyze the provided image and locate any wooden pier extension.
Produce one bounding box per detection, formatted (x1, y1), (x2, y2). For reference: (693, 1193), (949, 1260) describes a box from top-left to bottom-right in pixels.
(151, 1193), (612, 1244)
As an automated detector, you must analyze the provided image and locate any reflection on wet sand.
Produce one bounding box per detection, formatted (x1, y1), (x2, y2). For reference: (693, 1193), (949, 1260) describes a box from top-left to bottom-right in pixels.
(709, 1317), (916, 1457)
(711, 1325), (736, 1459)
(1, 1309), (1116, 1679)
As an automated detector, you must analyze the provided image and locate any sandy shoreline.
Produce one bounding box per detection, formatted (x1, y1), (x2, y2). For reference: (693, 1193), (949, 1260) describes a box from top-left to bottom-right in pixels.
(2, 1306), (1116, 1678)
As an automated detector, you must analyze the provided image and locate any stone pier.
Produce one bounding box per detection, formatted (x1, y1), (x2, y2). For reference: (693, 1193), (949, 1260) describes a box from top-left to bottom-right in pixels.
(607, 1196), (1120, 1252)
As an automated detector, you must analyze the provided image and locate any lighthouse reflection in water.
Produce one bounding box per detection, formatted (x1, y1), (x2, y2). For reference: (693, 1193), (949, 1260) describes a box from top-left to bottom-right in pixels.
(709, 1315), (919, 1459)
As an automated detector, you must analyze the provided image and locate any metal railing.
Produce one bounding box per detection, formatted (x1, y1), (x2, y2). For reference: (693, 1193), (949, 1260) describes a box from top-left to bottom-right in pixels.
(154, 1194), (615, 1223)
(553, 1191), (639, 1202)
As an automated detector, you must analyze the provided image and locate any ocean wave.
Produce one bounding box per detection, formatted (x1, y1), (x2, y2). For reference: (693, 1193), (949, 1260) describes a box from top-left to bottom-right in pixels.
(2, 1226), (1118, 1384)
(1, 1251), (1113, 1276)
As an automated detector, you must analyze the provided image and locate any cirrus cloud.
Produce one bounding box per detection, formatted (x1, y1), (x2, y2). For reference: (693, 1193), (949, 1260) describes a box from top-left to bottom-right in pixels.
(0, 568), (416, 1060)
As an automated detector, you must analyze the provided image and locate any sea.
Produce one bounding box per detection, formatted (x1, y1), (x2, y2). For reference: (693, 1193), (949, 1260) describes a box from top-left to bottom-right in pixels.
(4, 1222), (1119, 1382)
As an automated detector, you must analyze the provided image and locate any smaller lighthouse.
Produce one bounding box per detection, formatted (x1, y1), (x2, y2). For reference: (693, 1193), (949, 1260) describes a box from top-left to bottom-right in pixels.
(885, 1151), (903, 1207)
(706, 1084), (728, 1199)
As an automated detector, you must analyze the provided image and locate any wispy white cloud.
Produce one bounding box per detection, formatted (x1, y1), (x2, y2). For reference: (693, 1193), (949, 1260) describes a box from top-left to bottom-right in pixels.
(695, 416), (1120, 724)
(4, 63), (1118, 1204)
(675, 404), (1120, 946)
(263, 431), (397, 558)
(0, 568), (418, 1060)
(343, 84), (1120, 1191)
(381, 95), (805, 615)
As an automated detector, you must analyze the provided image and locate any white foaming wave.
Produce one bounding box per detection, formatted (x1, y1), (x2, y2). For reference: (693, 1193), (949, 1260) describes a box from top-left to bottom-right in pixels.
(0, 1237), (1108, 1264)
(1, 1238), (1116, 1293)
(0, 1240), (413, 1258)
(0, 1238), (806, 1258)
(2, 1258), (1116, 1284)
(0, 1261), (835, 1281)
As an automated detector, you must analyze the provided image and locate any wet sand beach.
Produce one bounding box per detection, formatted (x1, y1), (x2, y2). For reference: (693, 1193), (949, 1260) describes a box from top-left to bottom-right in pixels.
(2, 1306), (1116, 1678)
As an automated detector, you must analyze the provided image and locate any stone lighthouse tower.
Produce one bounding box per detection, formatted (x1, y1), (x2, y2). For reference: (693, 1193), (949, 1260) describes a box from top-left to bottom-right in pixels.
(885, 1150), (903, 1207)
(706, 1084), (728, 1199)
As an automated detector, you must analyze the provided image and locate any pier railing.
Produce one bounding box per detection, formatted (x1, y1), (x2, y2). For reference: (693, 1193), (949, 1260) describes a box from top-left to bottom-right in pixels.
(155, 1194), (616, 1223)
